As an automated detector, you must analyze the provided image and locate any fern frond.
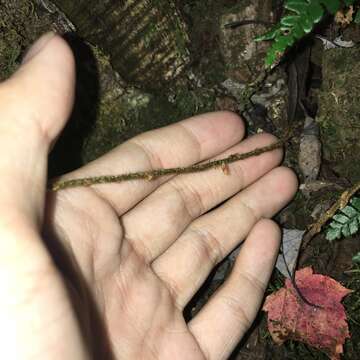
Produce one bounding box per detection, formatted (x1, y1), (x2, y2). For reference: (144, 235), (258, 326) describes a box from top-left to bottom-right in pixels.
(355, 9), (360, 23)
(256, 0), (356, 68)
(353, 252), (360, 263)
(326, 197), (360, 241)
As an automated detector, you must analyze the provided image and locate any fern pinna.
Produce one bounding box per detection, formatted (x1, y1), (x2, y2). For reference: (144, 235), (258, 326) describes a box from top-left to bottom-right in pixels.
(256, 0), (357, 68)
(326, 197), (360, 241)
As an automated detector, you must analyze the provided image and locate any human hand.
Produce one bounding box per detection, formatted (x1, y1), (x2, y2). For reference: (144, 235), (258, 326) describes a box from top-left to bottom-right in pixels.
(0, 33), (297, 359)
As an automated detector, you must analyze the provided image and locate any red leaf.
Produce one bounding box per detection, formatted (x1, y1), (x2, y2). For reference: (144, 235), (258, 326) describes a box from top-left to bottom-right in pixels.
(263, 267), (352, 359)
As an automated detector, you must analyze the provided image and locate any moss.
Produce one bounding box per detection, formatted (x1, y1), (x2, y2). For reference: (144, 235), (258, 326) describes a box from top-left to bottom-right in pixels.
(317, 47), (360, 181)
(0, 0), (53, 81)
(218, 0), (274, 83)
(180, 0), (229, 87)
(81, 80), (216, 163)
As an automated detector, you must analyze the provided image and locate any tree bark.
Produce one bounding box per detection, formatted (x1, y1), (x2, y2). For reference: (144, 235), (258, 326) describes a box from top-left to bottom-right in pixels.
(52, 0), (190, 89)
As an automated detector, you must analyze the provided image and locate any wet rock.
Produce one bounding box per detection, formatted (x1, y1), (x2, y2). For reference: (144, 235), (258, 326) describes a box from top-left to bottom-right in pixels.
(298, 116), (322, 182)
(221, 67), (288, 133)
(219, 0), (274, 83)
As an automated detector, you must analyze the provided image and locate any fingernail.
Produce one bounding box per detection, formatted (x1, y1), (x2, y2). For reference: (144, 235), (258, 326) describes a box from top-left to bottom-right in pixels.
(22, 32), (56, 64)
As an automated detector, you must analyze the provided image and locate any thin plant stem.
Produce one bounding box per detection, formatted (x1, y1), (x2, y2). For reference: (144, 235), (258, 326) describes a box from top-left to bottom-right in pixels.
(302, 180), (360, 248)
(50, 137), (286, 191)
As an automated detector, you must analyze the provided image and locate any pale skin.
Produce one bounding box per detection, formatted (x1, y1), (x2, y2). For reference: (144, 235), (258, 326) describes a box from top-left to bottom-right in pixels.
(0, 33), (298, 359)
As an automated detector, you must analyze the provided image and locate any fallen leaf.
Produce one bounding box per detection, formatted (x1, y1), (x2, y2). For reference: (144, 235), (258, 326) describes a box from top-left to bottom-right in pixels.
(263, 267), (352, 359)
(276, 228), (305, 278)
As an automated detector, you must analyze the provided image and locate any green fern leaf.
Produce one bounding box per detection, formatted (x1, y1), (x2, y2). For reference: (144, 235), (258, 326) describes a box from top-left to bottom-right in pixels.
(254, 24), (282, 41)
(299, 13), (314, 33)
(264, 47), (281, 68)
(355, 10), (360, 24)
(320, 0), (340, 15)
(256, 0), (348, 68)
(326, 227), (342, 241)
(292, 22), (306, 39)
(332, 213), (349, 224)
(275, 34), (295, 51)
(349, 218), (359, 235)
(341, 205), (358, 218)
(307, 1), (324, 23)
(353, 252), (360, 263)
(344, 0), (356, 6)
(325, 197), (360, 241)
(281, 15), (301, 27)
(350, 197), (360, 211)
(285, 1), (308, 15)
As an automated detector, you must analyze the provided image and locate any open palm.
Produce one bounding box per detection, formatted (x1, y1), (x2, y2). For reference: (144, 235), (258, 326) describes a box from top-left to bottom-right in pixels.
(0, 34), (297, 359)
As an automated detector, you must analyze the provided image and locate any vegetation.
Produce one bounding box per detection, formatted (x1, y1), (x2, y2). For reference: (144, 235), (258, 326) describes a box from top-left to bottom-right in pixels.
(256, 0), (358, 68)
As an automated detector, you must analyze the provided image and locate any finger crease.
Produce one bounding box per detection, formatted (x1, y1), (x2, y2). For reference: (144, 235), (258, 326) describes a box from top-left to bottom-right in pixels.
(177, 122), (203, 162)
(220, 294), (252, 331)
(190, 227), (224, 266)
(238, 271), (267, 295)
(238, 199), (260, 226)
(130, 138), (165, 171)
(170, 181), (206, 220)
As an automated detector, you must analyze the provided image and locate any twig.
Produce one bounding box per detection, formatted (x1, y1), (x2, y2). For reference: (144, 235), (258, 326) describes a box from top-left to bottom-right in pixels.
(49, 137), (287, 191)
(302, 181), (360, 249)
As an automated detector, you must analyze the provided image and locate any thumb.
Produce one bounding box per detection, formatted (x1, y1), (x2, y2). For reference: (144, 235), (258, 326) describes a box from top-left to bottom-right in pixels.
(0, 32), (75, 227)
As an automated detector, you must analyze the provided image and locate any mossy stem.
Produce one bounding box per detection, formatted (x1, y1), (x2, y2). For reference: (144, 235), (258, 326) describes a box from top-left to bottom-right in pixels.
(50, 138), (285, 191)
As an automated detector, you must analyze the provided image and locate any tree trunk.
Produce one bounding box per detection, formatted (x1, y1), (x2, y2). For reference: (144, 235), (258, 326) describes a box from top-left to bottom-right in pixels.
(52, 0), (190, 89)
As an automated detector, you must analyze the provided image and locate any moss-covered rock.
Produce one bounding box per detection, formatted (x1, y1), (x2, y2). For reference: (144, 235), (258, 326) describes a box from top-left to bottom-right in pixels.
(219, 0), (274, 83)
(317, 47), (360, 181)
(0, 0), (53, 80)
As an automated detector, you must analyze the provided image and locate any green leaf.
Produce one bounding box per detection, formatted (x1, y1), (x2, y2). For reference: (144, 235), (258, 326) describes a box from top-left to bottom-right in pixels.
(281, 15), (301, 27)
(257, 0), (344, 68)
(344, 0), (356, 6)
(285, 1), (308, 15)
(341, 205), (359, 218)
(350, 197), (360, 211)
(329, 221), (344, 229)
(254, 24), (281, 41)
(320, 0), (340, 15)
(353, 252), (360, 263)
(292, 22), (306, 39)
(332, 213), (350, 224)
(355, 11), (360, 24)
(274, 35), (294, 52)
(342, 223), (351, 237)
(349, 218), (358, 235)
(264, 46), (282, 68)
(307, 1), (324, 24)
(326, 227), (342, 241)
(299, 14), (314, 33)
(264, 47), (277, 68)
(326, 195), (360, 241)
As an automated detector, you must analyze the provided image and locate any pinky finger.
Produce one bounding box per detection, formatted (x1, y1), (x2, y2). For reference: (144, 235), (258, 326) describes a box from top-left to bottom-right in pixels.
(188, 219), (281, 360)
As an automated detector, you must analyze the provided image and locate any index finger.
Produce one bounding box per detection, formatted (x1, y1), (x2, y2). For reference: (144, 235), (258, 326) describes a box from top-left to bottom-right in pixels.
(55, 111), (245, 215)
